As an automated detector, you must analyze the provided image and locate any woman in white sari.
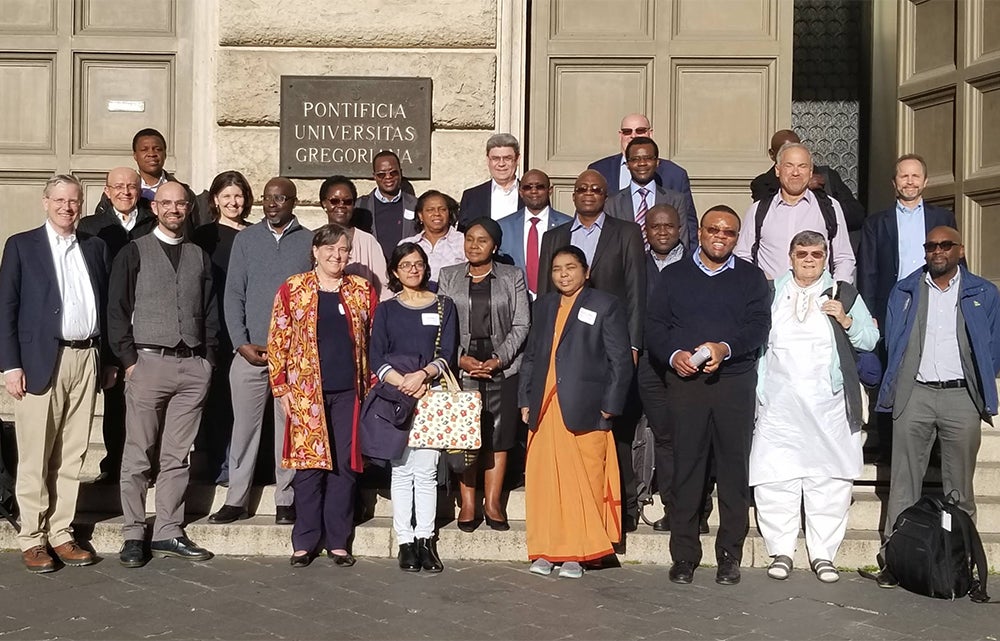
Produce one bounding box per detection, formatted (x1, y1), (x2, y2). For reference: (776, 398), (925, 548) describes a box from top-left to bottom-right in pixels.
(750, 230), (878, 583)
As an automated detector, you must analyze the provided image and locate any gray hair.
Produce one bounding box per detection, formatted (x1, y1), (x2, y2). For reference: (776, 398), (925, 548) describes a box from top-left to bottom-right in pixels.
(789, 230), (827, 254)
(775, 141), (813, 167)
(486, 133), (520, 156)
(43, 174), (83, 199)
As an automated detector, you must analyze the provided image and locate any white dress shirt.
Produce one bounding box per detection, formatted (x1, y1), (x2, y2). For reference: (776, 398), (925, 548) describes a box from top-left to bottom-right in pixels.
(44, 221), (99, 340)
(490, 179), (520, 220)
(522, 206), (550, 264)
(116, 207), (138, 232)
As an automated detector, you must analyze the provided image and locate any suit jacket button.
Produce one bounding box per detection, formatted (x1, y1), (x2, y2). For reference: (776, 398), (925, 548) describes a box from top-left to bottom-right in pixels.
(54, 308), (60, 314)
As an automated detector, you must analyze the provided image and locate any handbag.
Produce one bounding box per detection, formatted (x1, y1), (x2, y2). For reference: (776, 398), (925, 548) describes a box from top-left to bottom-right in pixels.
(359, 381), (418, 464)
(408, 297), (482, 449)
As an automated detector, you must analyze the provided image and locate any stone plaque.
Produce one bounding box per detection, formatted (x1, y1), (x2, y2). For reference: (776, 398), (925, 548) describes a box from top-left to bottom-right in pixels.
(280, 75), (432, 179)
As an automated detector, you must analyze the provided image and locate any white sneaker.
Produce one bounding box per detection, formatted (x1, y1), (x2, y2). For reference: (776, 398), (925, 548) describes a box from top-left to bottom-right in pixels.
(530, 558), (554, 576)
(558, 561), (584, 579)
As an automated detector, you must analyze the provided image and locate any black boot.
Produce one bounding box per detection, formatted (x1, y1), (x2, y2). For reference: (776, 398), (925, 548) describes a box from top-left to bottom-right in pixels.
(397, 542), (420, 572)
(416, 537), (443, 573)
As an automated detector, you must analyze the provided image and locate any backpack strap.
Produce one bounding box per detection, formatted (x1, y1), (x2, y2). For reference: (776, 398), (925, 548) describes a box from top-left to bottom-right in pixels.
(749, 193), (776, 267)
(813, 190), (839, 273)
(952, 505), (991, 602)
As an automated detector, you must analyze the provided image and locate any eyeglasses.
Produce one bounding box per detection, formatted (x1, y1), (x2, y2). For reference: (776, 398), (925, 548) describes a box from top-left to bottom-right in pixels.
(107, 183), (139, 193)
(487, 154), (516, 164)
(324, 197), (354, 206)
(924, 240), (961, 252)
(793, 250), (826, 260)
(520, 183), (548, 191)
(398, 261), (426, 272)
(262, 194), (293, 204)
(620, 127), (650, 136)
(701, 226), (738, 239)
(156, 200), (189, 209)
(48, 198), (82, 208)
(573, 185), (606, 195)
(374, 170), (400, 179)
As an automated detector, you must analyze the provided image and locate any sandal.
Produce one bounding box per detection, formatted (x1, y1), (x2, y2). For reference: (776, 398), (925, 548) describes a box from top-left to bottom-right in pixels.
(811, 559), (840, 583)
(766, 555), (792, 580)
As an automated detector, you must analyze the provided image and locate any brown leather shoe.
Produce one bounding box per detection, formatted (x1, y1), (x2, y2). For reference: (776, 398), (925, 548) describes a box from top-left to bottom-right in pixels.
(52, 541), (95, 567)
(22, 545), (56, 573)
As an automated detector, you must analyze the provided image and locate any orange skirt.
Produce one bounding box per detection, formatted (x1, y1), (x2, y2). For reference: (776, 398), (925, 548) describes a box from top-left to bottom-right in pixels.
(525, 388), (622, 562)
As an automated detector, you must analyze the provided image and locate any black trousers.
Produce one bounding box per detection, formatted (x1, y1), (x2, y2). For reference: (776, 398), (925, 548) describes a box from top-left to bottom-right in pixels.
(665, 368), (755, 564)
(99, 377), (126, 476)
(613, 368), (641, 520)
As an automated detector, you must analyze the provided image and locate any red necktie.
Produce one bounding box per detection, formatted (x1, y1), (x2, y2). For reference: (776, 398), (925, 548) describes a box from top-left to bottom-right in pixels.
(526, 216), (541, 293)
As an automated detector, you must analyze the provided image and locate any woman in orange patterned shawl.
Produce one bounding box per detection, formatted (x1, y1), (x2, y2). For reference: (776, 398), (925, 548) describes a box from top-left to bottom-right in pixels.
(268, 223), (378, 568)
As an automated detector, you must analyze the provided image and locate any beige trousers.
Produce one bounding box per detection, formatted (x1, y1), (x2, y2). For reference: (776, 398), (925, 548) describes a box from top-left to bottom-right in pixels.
(13, 346), (98, 550)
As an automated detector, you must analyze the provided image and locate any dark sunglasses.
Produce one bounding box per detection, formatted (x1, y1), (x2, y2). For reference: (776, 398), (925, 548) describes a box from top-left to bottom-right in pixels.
(620, 127), (650, 136)
(701, 225), (738, 239)
(375, 170), (400, 179)
(793, 250), (826, 260)
(923, 240), (960, 252)
(325, 197), (354, 206)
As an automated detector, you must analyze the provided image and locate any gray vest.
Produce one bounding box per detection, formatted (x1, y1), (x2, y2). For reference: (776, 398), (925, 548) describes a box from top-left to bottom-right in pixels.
(132, 234), (206, 348)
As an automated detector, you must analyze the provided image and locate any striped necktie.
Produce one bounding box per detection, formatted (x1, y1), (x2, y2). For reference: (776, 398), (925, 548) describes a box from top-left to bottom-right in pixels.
(636, 187), (649, 250)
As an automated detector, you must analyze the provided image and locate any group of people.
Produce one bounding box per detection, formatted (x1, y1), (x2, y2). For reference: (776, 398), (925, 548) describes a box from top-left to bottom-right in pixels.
(2, 117), (998, 591)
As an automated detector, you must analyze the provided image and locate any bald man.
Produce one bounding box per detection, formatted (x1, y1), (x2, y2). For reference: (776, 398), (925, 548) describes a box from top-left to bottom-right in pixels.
(78, 167), (158, 482)
(876, 227), (1000, 576)
(750, 129), (866, 232)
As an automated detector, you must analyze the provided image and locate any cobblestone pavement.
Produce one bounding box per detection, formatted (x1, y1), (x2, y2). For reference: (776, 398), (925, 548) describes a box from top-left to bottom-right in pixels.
(0, 553), (997, 640)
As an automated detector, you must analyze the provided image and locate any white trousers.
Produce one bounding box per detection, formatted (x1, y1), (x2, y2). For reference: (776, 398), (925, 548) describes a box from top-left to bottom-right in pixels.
(391, 446), (440, 543)
(754, 476), (853, 563)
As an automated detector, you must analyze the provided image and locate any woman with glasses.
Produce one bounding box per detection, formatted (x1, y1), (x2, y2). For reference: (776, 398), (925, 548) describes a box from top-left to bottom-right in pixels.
(399, 190), (466, 286)
(370, 242), (458, 573)
(438, 217), (530, 532)
(750, 230), (877, 583)
(268, 223), (379, 568)
(192, 170), (253, 484)
(319, 175), (392, 300)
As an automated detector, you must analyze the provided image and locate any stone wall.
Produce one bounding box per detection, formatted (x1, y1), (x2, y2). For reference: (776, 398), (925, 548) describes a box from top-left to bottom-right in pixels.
(214, 0), (501, 229)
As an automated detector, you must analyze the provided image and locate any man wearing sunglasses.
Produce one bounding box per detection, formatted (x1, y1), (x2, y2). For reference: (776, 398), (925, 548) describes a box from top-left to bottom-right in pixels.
(588, 113), (695, 216)
(209, 177), (313, 527)
(353, 151), (418, 262)
(875, 226), (1000, 587)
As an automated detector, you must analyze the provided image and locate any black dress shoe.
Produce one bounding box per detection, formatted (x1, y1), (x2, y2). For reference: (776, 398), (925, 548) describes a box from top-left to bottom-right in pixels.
(876, 568), (898, 589)
(417, 537), (444, 573)
(652, 515), (670, 532)
(623, 515), (638, 533)
(275, 506), (296, 525)
(208, 505), (249, 524)
(150, 536), (213, 561)
(327, 551), (356, 567)
(398, 543), (421, 572)
(669, 560), (697, 584)
(119, 540), (150, 568)
(484, 514), (510, 532)
(715, 553), (741, 585)
(290, 552), (313, 568)
(457, 519), (480, 533)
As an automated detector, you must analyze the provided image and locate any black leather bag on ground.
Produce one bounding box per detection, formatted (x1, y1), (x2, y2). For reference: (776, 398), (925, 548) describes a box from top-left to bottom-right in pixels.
(631, 415), (657, 526)
(0, 419), (19, 531)
(884, 494), (989, 602)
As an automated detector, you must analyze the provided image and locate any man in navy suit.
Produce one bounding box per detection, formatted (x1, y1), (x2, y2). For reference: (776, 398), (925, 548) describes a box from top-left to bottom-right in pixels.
(0, 175), (113, 573)
(859, 153), (958, 331)
(588, 113), (696, 220)
(458, 133), (525, 230)
(497, 169), (572, 297)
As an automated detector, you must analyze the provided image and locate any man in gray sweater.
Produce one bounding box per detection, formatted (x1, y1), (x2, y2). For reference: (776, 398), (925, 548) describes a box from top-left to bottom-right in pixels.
(209, 177), (313, 525)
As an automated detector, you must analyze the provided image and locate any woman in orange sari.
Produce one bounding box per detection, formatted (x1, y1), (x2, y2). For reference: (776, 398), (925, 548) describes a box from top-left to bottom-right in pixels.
(518, 245), (633, 578)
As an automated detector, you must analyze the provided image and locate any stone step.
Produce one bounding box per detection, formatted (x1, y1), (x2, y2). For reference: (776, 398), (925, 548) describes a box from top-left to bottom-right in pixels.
(3, 514), (1000, 570)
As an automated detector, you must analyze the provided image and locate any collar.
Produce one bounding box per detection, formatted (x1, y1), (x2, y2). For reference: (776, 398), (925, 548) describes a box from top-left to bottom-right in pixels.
(896, 199), (924, 215)
(44, 220), (76, 246)
(491, 178), (519, 195)
(571, 212), (606, 232)
(153, 227), (183, 245)
(692, 250), (735, 273)
(925, 269), (960, 293)
(630, 180), (654, 196)
(116, 207), (138, 223)
(526, 206), (549, 222)
(651, 243), (684, 265)
(777, 188), (814, 208)
(267, 216), (299, 237)
(141, 172), (168, 191)
(374, 189), (402, 204)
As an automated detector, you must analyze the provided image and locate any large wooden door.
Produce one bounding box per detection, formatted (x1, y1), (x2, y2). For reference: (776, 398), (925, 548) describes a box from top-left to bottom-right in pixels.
(0, 0), (192, 243)
(527, 0), (793, 216)
(897, 0), (1000, 285)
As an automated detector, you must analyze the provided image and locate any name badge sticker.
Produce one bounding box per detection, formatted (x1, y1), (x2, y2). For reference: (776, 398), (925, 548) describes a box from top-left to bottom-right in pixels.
(421, 313), (440, 326)
(403, 208), (416, 220)
(338, 303), (346, 316)
(578, 307), (597, 325)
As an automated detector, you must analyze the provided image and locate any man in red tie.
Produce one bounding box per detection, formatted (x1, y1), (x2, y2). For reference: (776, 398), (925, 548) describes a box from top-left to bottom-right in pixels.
(496, 169), (572, 298)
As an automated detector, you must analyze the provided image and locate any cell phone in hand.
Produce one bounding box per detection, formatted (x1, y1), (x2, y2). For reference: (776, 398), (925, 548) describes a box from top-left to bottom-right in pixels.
(689, 345), (711, 368)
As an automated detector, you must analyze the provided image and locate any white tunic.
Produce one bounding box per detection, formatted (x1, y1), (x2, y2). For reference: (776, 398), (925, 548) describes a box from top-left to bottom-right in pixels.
(749, 280), (863, 485)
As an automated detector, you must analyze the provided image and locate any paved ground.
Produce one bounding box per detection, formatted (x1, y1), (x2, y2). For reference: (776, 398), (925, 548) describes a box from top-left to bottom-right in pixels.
(0, 553), (997, 641)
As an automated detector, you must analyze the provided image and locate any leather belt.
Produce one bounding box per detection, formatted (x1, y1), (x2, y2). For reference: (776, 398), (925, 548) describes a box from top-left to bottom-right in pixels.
(58, 337), (98, 349)
(137, 345), (202, 359)
(917, 379), (966, 389)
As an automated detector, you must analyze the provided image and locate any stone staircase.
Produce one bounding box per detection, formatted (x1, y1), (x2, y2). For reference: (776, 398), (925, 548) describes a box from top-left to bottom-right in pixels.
(3, 394), (1000, 569)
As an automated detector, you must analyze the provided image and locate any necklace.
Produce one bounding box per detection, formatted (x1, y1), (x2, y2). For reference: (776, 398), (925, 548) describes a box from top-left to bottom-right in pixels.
(315, 270), (342, 292)
(468, 266), (493, 280)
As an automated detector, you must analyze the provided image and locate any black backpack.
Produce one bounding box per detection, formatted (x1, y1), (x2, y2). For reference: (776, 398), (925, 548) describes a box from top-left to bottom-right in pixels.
(884, 494), (989, 602)
(750, 189), (839, 273)
(631, 415), (657, 526)
(0, 419), (19, 532)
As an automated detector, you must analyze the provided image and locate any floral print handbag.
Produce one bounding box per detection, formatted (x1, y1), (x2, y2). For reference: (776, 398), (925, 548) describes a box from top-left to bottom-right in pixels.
(407, 364), (482, 450)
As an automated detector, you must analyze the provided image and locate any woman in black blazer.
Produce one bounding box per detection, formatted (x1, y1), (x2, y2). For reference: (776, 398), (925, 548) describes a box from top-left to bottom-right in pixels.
(517, 245), (633, 579)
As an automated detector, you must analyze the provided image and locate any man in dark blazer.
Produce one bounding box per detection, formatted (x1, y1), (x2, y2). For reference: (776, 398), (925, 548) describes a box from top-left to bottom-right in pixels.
(0, 175), (113, 573)
(750, 129), (866, 233)
(604, 137), (698, 249)
(352, 150), (418, 261)
(859, 153), (957, 331)
(497, 169), (572, 296)
(537, 169), (645, 529)
(77, 166), (156, 482)
(588, 113), (696, 221)
(458, 133), (524, 230)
